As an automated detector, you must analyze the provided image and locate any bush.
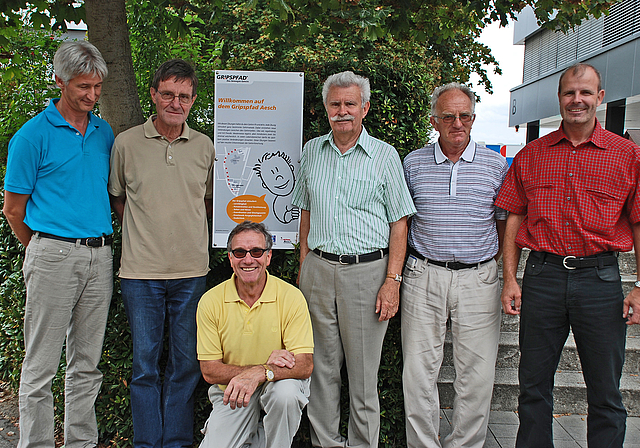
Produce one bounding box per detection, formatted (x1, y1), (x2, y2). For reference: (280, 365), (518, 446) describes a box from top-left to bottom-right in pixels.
(0, 3), (439, 445)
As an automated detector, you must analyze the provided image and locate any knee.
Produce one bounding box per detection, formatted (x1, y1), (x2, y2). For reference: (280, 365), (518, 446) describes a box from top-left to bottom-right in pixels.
(262, 379), (309, 413)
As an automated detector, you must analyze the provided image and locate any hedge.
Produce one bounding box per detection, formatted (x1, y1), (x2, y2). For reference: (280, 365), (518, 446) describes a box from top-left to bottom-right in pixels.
(0, 184), (407, 447)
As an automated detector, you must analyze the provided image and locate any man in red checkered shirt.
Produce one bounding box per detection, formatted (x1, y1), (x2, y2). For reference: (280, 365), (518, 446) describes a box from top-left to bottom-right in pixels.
(496, 63), (640, 447)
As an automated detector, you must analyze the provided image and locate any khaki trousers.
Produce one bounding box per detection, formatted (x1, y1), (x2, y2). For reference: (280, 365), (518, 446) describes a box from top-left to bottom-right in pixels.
(401, 258), (501, 448)
(19, 234), (113, 448)
(199, 379), (310, 448)
(299, 252), (388, 448)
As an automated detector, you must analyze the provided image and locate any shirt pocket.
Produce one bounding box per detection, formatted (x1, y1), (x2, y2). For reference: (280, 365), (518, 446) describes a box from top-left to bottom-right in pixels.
(523, 182), (554, 227)
(579, 187), (626, 237)
(344, 179), (382, 210)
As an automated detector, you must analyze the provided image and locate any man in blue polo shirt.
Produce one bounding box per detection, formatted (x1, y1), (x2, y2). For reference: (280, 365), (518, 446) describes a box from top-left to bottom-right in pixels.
(2, 41), (114, 448)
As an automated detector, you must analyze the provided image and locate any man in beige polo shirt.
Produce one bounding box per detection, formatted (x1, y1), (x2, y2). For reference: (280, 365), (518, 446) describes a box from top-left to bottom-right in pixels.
(108, 59), (215, 448)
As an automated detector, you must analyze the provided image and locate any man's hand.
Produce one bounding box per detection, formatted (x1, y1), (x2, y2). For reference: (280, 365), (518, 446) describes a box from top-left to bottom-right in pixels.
(501, 279), (522, 315)
(376, 279), (400, 321)
(623, 286), (640, 325)
(267, 349), (296, 369)
(223, 366), (264, 410)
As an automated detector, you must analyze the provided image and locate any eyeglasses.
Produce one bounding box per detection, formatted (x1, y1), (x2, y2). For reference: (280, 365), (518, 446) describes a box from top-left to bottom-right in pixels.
(157, 91), (193, 104)
(230, 248), (269, 258)
(432, 113), (475, 124)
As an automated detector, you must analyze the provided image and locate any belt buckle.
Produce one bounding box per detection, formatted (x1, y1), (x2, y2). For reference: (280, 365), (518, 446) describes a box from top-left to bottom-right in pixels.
(562, 255), (577, 270)
(85, 236), (103, 247)
(338, 254), (351, 265)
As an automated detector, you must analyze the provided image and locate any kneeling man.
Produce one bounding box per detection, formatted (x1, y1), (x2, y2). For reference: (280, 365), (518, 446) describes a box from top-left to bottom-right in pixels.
(197, 221), (314, 448)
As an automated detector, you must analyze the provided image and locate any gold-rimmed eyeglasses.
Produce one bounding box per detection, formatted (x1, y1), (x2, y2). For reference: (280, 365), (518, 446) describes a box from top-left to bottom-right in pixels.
(157, 91), (193, 104)
(432, 113), (475, 123)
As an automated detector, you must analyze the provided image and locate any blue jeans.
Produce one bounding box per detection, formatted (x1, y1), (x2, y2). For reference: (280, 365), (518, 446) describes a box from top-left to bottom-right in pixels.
(121, 277), (207, 448)
(516, 252), (627, 448)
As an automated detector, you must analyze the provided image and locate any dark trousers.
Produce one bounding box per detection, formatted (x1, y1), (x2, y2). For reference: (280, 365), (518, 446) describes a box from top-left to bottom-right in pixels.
(516, 251), (627, 448)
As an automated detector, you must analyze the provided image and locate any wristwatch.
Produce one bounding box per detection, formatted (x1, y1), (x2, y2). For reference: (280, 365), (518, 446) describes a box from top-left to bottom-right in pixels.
(635, 280), (640, 289)
(263, 364), (275, 382)
(387, 273), (402, 282)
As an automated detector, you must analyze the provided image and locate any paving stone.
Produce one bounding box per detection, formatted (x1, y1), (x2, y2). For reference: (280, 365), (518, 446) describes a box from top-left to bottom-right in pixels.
(487, 423), (518, 439)
(488, 411), (519, 425)
(495, 436), (516, 448)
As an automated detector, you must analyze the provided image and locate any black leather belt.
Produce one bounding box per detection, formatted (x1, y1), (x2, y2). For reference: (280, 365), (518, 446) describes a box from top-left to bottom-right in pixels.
(37, 232), (114, 247)
(532, 251), (617, 270)
(408, 246), (491, 270)
(313, 247), (389, 265)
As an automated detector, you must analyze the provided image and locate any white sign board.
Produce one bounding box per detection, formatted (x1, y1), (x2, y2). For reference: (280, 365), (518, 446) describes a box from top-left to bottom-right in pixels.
(213, 70), (304, 249)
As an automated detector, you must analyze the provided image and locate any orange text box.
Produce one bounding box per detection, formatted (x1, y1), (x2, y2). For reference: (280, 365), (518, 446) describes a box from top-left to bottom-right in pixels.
(227, 194), (270, 223)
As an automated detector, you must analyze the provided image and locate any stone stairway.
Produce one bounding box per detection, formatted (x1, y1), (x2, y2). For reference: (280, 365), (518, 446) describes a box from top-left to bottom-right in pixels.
(437, 249), (640, 416)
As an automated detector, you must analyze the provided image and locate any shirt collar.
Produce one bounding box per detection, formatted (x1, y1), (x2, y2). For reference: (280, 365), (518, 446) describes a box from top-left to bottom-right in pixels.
(552, 118), (606, 149)
(45, 98), (98, 133)
(323, 126), (374, 158)
(224, 271), (276, 304)
(434, 139), (476, 164)
(143, 114), (191, 140)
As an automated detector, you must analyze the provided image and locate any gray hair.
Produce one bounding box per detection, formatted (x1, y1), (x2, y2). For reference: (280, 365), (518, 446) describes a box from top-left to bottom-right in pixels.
(226, 221), (273, 252)
(53, 41), (108, 85)
(430, 82), (476, 115)
(322, 71), (371, 107)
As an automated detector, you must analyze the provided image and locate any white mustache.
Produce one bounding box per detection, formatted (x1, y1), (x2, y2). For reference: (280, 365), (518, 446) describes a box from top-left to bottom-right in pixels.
(331, 115), (355, 122)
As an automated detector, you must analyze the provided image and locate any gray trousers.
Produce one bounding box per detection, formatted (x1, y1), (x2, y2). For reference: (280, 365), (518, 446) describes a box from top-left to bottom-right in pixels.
(199, 378), (310, 448)
(299, 252), (388, 448)
(401, 258), (501, 448)
(19, 234), (113, 448)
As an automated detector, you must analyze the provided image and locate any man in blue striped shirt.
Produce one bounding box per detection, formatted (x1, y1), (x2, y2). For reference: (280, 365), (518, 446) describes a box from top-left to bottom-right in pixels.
(292, 71), (416, 447)
(401, 83), (508, 448)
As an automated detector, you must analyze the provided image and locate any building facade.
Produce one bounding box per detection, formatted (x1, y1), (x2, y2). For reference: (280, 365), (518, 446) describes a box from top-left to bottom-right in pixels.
(509, 0), (640, 142)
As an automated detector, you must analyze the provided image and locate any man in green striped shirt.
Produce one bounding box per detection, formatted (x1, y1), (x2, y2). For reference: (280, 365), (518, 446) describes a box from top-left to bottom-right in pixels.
(292, 71), (416, 447)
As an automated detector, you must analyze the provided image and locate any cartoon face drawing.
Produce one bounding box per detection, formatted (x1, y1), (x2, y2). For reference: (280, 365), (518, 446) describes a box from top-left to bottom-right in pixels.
(254, 152), (295, 197)
(253, 151), (299, 224)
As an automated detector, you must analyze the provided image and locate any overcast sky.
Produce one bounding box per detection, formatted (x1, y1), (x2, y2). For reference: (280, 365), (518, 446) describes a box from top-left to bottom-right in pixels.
(469, 21), (527, 146)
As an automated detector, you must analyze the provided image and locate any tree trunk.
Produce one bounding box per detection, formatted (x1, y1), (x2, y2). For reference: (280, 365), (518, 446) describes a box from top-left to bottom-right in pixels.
(85, 0), (144, 136)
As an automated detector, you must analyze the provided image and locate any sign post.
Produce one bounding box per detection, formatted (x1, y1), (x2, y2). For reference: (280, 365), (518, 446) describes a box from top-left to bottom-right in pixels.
(213, 70), (304, 249)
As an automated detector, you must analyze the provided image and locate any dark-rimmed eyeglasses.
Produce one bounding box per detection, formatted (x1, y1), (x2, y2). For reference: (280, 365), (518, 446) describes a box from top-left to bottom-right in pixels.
(230, 248), (269, 258)
(157, 91), (193, 104)
(433, 113), (475, 123)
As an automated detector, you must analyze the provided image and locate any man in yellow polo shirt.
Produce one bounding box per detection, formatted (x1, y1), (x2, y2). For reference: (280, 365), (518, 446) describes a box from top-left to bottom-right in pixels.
(197, 221), (314, 448)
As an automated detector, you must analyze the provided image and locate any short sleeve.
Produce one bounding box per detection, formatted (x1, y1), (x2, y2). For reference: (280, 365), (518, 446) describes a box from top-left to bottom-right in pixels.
(108, 139), (126, 198)
(196, 292), (223, 361)
(291, 142), (310, 210)
(383, 149), (416, 222)
(4, 134), (40, 195)
(495, 155), (528, 216)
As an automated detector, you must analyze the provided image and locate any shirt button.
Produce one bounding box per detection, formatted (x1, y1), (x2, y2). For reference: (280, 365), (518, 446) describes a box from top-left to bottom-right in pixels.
(76, 132), (80, 136)
(572, 151), (576, 154)
(569, 173), (573, 177)
(566, 197), (570, 201)
(168, 156), (173, 160)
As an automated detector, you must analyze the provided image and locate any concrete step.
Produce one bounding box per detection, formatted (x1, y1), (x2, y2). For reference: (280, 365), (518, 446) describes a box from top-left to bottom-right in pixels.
(436, 366), (640, 416)
(442, 329), (640, 373)
(499, 312), (640, 335)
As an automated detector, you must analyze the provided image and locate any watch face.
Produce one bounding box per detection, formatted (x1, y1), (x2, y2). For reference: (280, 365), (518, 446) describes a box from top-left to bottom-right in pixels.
(266, 369), (275, 380)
